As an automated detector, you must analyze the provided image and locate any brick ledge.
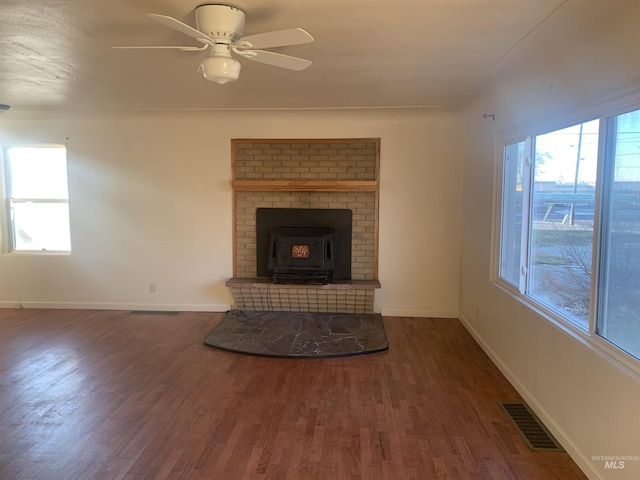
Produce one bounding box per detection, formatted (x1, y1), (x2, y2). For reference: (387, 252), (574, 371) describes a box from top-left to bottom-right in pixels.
(226, 278), (381, 289)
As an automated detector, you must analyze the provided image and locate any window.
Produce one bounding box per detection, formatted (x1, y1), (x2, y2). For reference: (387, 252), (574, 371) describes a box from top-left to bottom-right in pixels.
(499, 140), (527, 289)
(2, 145), (71, 252)
(498, 109), (640, 361)
(597, 109), (640, 359)
(529, 120), (600, 327)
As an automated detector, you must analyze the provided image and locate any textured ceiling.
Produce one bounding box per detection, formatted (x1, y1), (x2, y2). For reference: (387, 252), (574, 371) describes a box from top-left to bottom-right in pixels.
(0, 0), (615, 112)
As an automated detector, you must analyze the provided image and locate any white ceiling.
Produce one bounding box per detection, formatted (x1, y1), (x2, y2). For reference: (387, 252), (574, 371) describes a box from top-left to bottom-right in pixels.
(0, 0), (617, 113)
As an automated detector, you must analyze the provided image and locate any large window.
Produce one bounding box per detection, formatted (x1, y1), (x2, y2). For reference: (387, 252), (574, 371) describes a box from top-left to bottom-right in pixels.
(2, 145), (71, 252)
(499, 109), (640, 361)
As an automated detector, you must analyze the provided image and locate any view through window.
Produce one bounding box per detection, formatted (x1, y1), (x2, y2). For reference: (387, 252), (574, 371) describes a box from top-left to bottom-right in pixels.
(529, 120), (600, 326)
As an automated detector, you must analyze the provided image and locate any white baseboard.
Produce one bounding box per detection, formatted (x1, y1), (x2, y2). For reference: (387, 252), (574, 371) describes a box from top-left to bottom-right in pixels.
(379, 307), (458, 318)
(458, 314), (601, 480)
(0, 302), (458, 318)
(0, 301), (230, 312)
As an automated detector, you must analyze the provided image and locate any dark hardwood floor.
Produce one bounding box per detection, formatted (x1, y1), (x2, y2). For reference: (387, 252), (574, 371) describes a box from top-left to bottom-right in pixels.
(0, 308), (586, 479)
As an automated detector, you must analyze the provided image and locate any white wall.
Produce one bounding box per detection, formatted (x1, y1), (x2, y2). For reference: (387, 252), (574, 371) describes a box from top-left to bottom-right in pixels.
(459, 2), (640, 479)
(0, 108), (461, 316)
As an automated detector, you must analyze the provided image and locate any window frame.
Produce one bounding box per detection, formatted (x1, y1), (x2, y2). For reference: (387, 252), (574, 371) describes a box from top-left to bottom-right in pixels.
(1, 144), (71, 255)
(493, 104), (640, 377)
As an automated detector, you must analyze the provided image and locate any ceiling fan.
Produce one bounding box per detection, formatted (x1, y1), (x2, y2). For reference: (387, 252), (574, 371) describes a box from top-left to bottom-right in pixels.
(114, 4), (314, 84)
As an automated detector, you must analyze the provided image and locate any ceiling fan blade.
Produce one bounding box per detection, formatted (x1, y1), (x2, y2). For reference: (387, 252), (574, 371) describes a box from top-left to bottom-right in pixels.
(146, 13), (210, 44)
(237, 28), (313, 49)
(243, 50), (312, 71)
(112, 45), (208, 51)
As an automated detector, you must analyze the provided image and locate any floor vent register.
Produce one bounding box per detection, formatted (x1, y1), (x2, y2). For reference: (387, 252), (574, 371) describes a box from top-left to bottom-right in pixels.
(500, 402), (564, 451)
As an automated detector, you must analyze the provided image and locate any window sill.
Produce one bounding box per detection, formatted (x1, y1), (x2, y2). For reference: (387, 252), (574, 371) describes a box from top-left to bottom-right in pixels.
(3, 250), (71, 256)
(491, 280), (640, 382)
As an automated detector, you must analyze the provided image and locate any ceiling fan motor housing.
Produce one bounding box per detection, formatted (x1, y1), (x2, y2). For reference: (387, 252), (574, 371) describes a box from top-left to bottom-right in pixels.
(195, 4), (246, 41)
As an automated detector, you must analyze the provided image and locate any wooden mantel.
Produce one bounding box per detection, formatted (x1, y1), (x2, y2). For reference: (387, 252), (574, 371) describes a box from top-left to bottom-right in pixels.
(231, 180), (378, 192)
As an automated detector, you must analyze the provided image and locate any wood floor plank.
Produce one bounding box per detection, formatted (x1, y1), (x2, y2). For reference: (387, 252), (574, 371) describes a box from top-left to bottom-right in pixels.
(0, 309), (587, 479)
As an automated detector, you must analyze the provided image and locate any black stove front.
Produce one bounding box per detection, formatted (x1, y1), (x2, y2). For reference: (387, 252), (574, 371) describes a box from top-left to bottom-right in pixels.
(256, 208), (352, 284)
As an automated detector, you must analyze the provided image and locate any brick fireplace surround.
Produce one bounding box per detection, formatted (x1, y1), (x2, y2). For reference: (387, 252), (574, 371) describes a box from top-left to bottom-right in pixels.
(226, 139), (381, 313)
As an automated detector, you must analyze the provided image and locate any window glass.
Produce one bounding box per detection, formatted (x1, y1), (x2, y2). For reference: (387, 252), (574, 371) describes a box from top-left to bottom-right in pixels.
(598, 109), (640, 359)
(4, 146), (71, 252)
(499, 141), (526, 287)
(528, 120), (600, 326)
(8, 147), (69, 199)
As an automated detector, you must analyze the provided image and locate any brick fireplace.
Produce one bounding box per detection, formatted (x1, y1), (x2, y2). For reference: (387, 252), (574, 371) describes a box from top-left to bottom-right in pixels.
(226, 139), (381, 313)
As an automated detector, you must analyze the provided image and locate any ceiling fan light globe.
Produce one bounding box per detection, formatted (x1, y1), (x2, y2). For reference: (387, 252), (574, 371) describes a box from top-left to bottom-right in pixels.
(200, 56), (241, 84)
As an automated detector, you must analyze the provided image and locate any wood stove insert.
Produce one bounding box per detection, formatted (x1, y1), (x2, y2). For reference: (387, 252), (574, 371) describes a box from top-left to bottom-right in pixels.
(268, 227), (335, 284)
(256, 208), (352, 284)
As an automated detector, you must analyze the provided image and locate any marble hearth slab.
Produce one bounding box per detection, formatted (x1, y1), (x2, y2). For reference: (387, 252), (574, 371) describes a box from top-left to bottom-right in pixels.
(204, 310), (388, 358)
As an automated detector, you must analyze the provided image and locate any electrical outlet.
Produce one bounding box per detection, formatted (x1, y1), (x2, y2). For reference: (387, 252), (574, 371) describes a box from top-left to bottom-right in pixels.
(149, 283), (156, 293)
